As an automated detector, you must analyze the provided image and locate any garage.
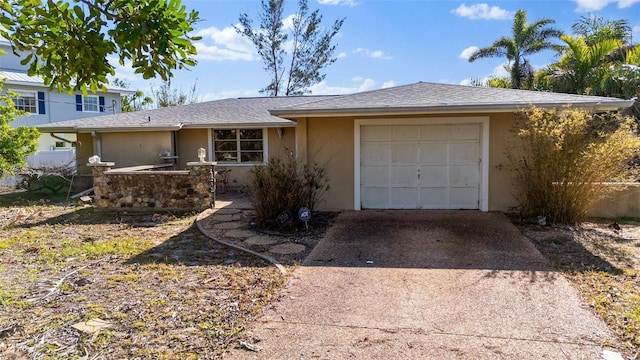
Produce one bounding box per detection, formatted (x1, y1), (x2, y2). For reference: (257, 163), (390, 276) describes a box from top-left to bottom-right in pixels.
(355, 118), (489, 210)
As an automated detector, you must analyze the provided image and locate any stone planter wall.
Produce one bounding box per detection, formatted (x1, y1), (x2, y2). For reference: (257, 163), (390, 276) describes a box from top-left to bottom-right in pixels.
(89, 162), (215, 210)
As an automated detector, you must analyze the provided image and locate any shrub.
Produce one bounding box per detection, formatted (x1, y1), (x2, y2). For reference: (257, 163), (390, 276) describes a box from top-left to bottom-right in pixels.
(17, 163), (76, 194)
(506, 106), (640, 224)
(248, 155), (329, 229)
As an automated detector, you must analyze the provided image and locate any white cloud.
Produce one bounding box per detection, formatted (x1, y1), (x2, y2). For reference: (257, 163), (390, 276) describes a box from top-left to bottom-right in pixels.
(573, 0), (640, 11)
(192, 25), (256, 61)
(336, 52), (347, 59)
(381, 81), (396, 88)
(459, 46), (479, 60)
(282, 14), (297, 31)
(308, 78), (379, 95)
(452, 4), (515, 20)
(317, 0), (359, 6)
(353, 48), (392, 60)
(459, 62), (510, 86)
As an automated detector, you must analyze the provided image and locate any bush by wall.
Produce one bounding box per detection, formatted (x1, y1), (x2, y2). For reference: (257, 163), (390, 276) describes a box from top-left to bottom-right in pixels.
(248, 155), (329, 229)
(506, 106), (640, 224)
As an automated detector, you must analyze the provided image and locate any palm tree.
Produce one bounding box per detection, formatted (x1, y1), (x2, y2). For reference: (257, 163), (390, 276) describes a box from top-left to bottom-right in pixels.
(540, 35), (624, 95)
(468, 9), (563, 89)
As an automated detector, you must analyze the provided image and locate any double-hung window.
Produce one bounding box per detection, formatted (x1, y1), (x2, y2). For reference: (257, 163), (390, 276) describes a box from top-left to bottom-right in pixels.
(83, 96), (99, 112)
(11, 91), (41, 114)
(213, 129), (264, 163)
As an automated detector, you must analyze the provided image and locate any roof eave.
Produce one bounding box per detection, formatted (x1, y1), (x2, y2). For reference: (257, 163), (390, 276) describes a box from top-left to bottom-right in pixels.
(38, 125), (184, 133)
(269, 100), (634, 118)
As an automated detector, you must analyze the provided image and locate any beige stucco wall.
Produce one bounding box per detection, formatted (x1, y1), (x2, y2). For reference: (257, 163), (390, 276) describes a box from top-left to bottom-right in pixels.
(305, 116), (355, 210)
(76, 132), (95, 175)
(487, 113), (519, 212)
(588, 184), (640, 218)
(100, 131), (172, 168)
(177, 129), (208, 169)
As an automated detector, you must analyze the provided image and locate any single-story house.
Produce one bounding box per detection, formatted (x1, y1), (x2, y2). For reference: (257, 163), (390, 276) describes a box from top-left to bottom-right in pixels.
(37, 82), (635, 213)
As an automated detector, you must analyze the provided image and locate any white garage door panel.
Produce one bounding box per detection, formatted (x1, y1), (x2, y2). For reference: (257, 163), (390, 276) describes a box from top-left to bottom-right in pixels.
(420, 165), (448, 186)
(361, 188), (389, 208)
(391, 143), (418, 163)
(391, 166), (418, 186)
(360, 123), (481, 210)
(420, 142), (448, 163)
(362, 166), (389, 186)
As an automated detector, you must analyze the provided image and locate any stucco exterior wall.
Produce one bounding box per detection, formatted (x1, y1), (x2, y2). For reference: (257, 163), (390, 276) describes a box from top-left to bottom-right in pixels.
(487, 113), (519, 212)
(76, 133), (96, 175)
(177, 129), (208, 169)
(100, 131), (172, 168)
(306, 117), (355, 211)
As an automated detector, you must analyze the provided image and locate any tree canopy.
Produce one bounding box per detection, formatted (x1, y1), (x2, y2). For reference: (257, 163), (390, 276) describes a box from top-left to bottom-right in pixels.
(0, 0), (200, 93)
(236, 0), (344, 96)
(0, 79), (39, 177)
(468, 9), (563, 90)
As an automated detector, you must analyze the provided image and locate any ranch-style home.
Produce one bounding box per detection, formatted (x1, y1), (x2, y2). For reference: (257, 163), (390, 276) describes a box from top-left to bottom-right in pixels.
(37, 82), (636, 215)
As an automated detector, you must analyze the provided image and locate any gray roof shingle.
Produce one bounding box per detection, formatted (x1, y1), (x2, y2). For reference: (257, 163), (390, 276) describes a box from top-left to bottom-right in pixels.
(38, 95), (332, 132)
(0, 70), (132, 94)
(269, 82), (634, 116)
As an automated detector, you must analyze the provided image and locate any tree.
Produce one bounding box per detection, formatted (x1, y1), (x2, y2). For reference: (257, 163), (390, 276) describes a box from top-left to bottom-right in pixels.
(236, 0), (344, 96)
(0, 79), (39, 177)
(151, 80), (199, 108)
(539, 35), (624, 95)
(112, 78), (153, 112)
(0, 0), (200, 93)
(468, 9), (563, 90)
(572, 15), (632, 46)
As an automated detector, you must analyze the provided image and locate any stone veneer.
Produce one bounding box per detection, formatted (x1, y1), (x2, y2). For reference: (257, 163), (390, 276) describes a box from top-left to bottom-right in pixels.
(89, 162), (215, 210)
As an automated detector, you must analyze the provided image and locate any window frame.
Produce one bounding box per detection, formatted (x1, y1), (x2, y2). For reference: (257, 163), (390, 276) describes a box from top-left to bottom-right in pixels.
(10, 90), (38, 114)
(212, 128), (268, 165)
(83, 95), (100, 112)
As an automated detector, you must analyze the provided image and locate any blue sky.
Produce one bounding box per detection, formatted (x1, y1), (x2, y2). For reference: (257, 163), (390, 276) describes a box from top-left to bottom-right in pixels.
(111, 0), (640, 101)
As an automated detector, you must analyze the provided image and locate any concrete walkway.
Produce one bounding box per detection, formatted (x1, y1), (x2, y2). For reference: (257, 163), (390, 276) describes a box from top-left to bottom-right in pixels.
(224, 210), (621, 359)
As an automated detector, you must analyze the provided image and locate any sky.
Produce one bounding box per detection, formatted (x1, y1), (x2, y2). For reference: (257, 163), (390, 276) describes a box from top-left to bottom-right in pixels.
(110, 0), (640, 102)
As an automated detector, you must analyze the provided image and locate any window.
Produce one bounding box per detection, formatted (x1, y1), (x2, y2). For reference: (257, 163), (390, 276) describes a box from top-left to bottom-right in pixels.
(83, 96), (99, 112)
(75, 94), (105, 112)
(55, 141), (65, 148)
(12, 91), (37, 113)
(213, 129), (264, 163)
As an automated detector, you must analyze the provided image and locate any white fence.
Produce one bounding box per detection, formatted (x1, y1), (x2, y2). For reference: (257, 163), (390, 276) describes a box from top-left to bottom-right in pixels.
(0, 149), (76, 187)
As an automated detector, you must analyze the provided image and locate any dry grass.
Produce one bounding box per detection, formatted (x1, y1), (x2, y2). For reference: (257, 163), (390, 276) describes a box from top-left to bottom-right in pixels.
(0, 191), (286, 359)
(518, 218), (640, 356)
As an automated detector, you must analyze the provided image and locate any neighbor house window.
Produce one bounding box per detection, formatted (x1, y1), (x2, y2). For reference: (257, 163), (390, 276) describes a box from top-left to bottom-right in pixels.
(75, 94), (105, 112)
(83, 96), (99, 112)
(213, 129), (264, 163)
(11, 90), (47, 115)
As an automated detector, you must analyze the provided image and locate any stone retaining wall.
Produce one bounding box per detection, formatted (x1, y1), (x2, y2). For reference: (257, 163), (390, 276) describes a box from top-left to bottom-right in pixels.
(89, 162), (215, 210)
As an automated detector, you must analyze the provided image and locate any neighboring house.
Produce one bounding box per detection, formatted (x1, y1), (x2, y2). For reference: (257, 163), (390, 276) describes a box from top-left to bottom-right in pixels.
(37, 82), (633, 213)
(0, 38), (133, 156)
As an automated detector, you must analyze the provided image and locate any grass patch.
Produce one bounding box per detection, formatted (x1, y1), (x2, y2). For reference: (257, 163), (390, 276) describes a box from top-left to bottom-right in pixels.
(0, 199), (287, 359)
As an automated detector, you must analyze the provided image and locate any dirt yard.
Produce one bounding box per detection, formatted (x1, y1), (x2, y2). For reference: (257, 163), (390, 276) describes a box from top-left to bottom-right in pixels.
(0, 191), (289, 359)
(516, 218), (640, 357)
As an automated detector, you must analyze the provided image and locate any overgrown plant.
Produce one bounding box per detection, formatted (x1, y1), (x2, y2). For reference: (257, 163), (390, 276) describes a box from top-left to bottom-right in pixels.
(506, 106), (640, 224)
(17, 163), (76, 194)
(248, 155), (329, 229)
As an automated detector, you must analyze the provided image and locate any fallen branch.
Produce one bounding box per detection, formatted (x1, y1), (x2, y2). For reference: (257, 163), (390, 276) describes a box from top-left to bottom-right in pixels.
(27, 266), (88, 303)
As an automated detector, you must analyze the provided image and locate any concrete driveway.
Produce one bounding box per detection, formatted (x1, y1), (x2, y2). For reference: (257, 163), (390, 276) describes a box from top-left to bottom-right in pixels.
(225, 211), (620, 359)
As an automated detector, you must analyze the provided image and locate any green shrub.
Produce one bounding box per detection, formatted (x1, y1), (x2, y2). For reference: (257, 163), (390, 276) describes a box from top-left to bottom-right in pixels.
(506, 106), (640, 224)
(248, 155), (329, 229)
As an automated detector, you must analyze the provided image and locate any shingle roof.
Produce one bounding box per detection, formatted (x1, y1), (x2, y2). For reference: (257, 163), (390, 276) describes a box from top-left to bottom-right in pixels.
(0, 70), (133, 94)
(38, 95), (332, 132)
(269, 82), (634, 116)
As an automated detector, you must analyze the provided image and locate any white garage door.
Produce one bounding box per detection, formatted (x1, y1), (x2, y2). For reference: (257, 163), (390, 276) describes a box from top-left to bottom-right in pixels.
(360, 123), (481, 209)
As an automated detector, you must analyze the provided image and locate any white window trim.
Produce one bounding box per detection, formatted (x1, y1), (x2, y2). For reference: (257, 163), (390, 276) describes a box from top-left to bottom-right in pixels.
(211, 127), (268, 165)
(9, 89), (38, 114)
(353, 117), (490, 211)
(83, 95), (100, 113)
